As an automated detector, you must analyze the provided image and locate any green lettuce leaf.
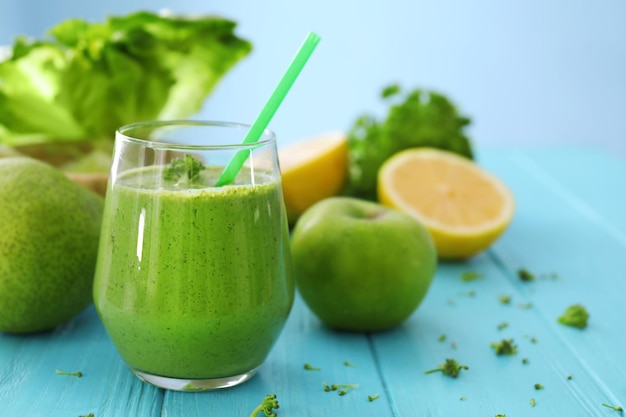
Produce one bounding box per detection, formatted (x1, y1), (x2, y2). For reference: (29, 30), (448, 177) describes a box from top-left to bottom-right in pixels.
(0, 11), (251, 146)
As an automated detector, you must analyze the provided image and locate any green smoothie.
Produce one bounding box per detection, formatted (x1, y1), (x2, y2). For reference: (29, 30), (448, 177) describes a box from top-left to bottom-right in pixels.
(93, 164), (294, 379)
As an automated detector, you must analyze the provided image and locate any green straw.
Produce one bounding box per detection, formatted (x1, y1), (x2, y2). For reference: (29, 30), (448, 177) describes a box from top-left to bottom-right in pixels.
(215, 31), (321, 186)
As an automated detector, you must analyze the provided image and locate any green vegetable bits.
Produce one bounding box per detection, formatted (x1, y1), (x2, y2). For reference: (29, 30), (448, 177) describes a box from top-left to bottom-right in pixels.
(344, 84), (473, 200)
(0, 11), (251, 146)
(249, 394), (279, 417)
(557, 304), (589, 329)
(424, 358), (469, 378)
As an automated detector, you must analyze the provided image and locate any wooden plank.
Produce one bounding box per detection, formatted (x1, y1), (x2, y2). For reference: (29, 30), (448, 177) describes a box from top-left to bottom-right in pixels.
(371, 146), (626, 416)
(0, 306), (163, 417)
(369, 259), (613, 416)
(484, 146), (626, 405)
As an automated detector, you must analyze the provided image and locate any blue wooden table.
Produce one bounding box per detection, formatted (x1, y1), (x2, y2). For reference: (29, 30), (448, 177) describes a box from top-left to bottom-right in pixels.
(1, 145), (625, 417)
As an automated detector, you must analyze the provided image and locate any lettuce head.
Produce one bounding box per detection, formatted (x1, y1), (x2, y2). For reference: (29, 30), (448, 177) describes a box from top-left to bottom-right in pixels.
(0, 11), (252, 146)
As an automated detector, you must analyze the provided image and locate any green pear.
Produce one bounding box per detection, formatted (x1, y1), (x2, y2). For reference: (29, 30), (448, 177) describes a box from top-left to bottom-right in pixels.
(0, 157), (104, 333)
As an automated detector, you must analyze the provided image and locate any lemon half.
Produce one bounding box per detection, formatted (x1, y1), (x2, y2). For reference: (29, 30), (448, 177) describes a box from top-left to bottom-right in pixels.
(378, 148), (515, 259)
(279, 132), (348, 224)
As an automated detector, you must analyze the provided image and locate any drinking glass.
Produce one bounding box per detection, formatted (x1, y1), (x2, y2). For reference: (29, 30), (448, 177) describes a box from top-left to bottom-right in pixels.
(93, 120), (294, 391)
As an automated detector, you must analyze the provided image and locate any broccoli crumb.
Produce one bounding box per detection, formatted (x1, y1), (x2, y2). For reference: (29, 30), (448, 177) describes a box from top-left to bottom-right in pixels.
(491, 339), (518, 356)
(557, 304), (589, 329)
(517, 268), (535, 282)
(461, 271), (483, 282)
(249, 394), (279, 417)
(602, 403), (624, 412)
(425, 359), (469, 378)
(323, 383), (359, 396)
(55, 369), (83, 378)
(498, 295), (512, 305)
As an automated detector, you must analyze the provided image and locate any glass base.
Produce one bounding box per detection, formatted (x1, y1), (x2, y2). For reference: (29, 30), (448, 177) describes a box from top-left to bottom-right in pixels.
(131, 366), (259, 391)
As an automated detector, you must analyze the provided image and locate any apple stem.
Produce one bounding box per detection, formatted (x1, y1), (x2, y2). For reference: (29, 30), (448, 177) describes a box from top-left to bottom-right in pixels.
(366, 210), (387, 220)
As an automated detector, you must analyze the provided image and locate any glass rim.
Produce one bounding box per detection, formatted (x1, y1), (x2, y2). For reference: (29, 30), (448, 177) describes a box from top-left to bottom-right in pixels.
(115, 120), (276, 150)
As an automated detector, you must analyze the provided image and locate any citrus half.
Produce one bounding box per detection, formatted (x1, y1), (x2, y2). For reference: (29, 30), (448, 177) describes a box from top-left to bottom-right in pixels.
(279, 132), (348, 224)
(378, 148), (515, 259)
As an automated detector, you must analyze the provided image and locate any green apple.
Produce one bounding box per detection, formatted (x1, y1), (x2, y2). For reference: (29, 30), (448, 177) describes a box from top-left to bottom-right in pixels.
(290, 196), (437, 332)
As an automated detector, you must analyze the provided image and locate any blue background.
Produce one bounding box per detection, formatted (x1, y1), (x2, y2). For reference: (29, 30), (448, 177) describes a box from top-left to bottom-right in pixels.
(2, 0), (625, 155)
